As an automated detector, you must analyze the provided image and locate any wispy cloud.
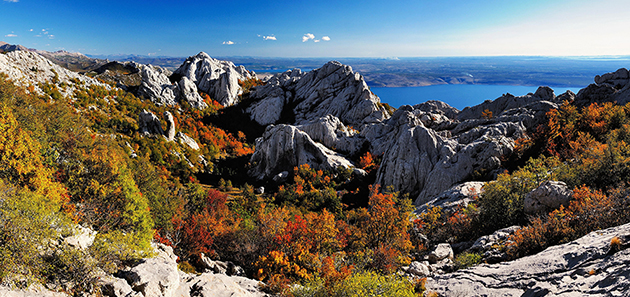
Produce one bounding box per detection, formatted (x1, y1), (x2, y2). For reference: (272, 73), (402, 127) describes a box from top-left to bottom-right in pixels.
(322, 36), (331, 41)
(314, 40), (320, 43)
(29, 29), (33, 32)
(263, 35), (276, 41)
(4, 34), (17, 37)
(3, 0), (19, 3)
(48, 35), (55, 39)
(302, 33), (315, 42)
(222, 41), (234, 45)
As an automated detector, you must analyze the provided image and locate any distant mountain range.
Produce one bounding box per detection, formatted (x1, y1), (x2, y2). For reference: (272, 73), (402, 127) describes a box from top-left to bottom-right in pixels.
(3, 41), (629, 88)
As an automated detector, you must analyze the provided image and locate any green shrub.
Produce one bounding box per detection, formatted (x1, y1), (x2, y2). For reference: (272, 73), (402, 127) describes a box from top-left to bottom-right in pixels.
(454, 251), (482, 270)
(292, 271), (417, 297)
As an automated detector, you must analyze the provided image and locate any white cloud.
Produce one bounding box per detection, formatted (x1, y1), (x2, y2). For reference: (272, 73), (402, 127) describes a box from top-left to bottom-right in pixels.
(4, 34), (17, 37)
(322, 36), (330, 41)
(263, 36), (276, 41)
(48, 35), (54, 39)
(3, 0), (19, 3)
(314, 40), (320, 43)
(302, 33), (315, 42)
(29, 29), (33, 32)
(222, 41), (234, 45)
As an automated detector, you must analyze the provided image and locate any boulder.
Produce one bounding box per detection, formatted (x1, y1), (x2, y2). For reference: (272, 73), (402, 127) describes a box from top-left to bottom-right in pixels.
(63, 225), (96, 250)
(100, 276), (142, 297)
(426, 222), (630, 296)
(176, 132), (200, 150)
(248, 124), (353, 180)
(428, 243), (454, 264)
(524, 181), (573, 214)
(297, 115), (366, 155)
(416, 181), (484, 215)
(138, 110), (164, 136)
(0, 285), (69, 297)
(407, 261), (431, 277)
(175, 273), (267, 297)
(0, 50), (110, 97)
(120, 244), (180, 297)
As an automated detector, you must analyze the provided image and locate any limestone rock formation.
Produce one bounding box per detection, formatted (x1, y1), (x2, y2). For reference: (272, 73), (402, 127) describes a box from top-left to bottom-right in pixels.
(138, 110), (164, 136)
(524, 180), (573, 214)
(247, 61), (389, 126)
(177, 132), (200, 150)
(296, 115), (366, 155)
(416, 181), (484, 215)
(575, 68), (630, 107)
(363, 87), (562, 205)
(163, 111), (176, 141)
(457, 86), (557, 121)
(425, 222), (630, 296)
(469, 225), (521, 263)
(172, 52), (255, 107)
(249, 124), (353, 180)
(0, 50), (109, 97)
(428, 243), (454, 264)
(177, 76), (207, 109)
(98, 243), (266, 297)
(137, 64), (179, 107)
(175, 273), (267, 297)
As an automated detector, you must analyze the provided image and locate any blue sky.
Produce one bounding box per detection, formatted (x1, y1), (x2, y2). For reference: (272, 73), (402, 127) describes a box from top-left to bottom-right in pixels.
(1, 0), (629, 57)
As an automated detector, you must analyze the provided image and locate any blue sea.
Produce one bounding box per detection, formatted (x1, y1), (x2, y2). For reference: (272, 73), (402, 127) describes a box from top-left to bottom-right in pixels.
(371, 85), (584, 110)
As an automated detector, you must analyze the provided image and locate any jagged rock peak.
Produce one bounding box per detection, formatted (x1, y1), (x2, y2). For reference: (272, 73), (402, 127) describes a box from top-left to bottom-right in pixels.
(247, 60), (389, 127)
(575, 68), (630, 107)
(172, 52), (255, 107)
(248, 124), (353, 180)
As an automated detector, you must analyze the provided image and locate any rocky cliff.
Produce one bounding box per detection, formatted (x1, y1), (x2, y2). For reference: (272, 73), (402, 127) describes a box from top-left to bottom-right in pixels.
(246, 61), (389, 126)
(425, 222), (630, 296)
(132, 52), (256, 109)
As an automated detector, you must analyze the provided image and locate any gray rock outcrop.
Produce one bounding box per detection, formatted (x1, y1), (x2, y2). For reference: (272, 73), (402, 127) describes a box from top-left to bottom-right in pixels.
(524, 180), (573, 214)
(99, 243), (266, 297)
(138, 110), (164, 136)
(172, 52), (255, 107)
(469, 225), (521, 263)
(429, 243), (454, 264)
(176, 132), (200, 150)
(0, 50), (109, 97)
(246, 61), (389, 126)
(416, 181), (484, 215)
(249, 124), (353, 180)
(137, 64), (179, 107)
(426, 222), (630, 296)
(164, 111), (176, 141)
(575, 68), (630, 107)
(296, 115), (366, 155)
(363, 87), (562, 205)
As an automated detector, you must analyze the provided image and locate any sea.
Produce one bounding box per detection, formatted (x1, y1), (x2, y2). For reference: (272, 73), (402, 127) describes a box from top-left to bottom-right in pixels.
(370, 85), (584, 111)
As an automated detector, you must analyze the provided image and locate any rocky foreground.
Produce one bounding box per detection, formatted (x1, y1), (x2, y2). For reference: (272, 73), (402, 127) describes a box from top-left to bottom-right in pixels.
(425, 222), (630, 296)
